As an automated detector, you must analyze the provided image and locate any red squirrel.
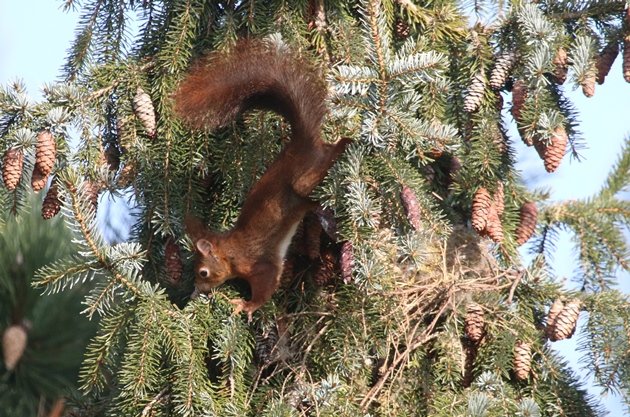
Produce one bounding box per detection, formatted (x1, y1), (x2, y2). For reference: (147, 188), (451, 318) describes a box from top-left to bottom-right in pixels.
(173, 40), (350, 319)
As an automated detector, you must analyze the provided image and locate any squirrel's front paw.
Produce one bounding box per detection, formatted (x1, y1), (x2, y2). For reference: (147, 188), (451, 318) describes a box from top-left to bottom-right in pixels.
(229, 299), (258, 322)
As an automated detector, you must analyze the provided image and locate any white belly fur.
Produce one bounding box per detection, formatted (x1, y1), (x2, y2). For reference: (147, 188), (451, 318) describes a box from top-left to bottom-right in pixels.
(277, 221), (300, 264)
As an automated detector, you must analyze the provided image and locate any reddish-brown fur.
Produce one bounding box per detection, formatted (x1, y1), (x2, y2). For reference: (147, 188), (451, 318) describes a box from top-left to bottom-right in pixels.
(174, 40), (349, 319)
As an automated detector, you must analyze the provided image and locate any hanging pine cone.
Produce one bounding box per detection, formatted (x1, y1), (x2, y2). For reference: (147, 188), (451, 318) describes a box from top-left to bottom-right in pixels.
(34, 130), (56, 176)
(552, 47), (568, 84)
(304, 214), (322, 260)
(42, 181), (62, 219)
(513, 341), (532, 380)
(31, 166), (48, 191)
(493, 182), (505, 217)
(400, 185), (421, 230)
(340, 241), (354, 284)
(314, 248), (337, 286)
(464, 303), (485, 343)
(596, 42), (619, 85)
(552, 299), (581, 341)
(471, 187), (492, 232)
(394, 18), (410, 40)
(280, 259), (295, 288)
(132, 87), (157, 138)
(165, 238), (183, 284)
(535, 126), (568, 173)
(515, 202), (538, 245)
(2, 324), (28, 371)
(624, 36), (630, 83)
(489, 52), (516, 90)
(83, 180), (101, 211)
(510, 80), (527, 122)
(2, 148), (24, 191)
(484, 204), (504, 243)
(545, 298), (565, 341)
(581, 72), (597, 97)
(254, 323), (279, 366)
(463, 72), (486, 113)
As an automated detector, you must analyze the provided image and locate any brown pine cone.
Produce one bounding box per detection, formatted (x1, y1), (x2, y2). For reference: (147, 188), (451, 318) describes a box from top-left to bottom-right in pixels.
(515, 202), (538, 245)
(624, 38), (630, 83)
(545, 298), (565, 341)
(596, 42), (619, 85)
(489, 52), (516, 90)
(463, 72), (486, 113)
(31, 166), (48, 191)
(304, 214), (323, 260)
(464, 303), (485, 343)
(2, 324), (28, 371)
(400, 185), (421, 230)
(2, 148), (24, 191)
(581, 72), (597, 97)
(83, 180), (101, 211)
(340, 240), (354, 284)
(471, 187), (492, 232)
(132, 87), (157, 138)
(485, 204), (504, 243)
(394, 18), (410, 40)
(535, 126), (568, 173)
(34, 130), (56, 176)
(511, 80), (527, 122)
(165, 238), (183, 284)
(552, 299), (581, 341)
(513, 341), (532, 380)
(552, 47), (568, 84)
(42, 181), (62, 219)
(314, 248), (338, 286)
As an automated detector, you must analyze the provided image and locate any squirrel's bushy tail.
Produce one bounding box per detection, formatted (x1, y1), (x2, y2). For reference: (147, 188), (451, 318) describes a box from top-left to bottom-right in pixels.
(173, 40), (327, 143)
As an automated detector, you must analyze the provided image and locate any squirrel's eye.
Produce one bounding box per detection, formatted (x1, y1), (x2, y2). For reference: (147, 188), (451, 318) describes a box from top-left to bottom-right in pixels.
(199, 268), (209, 278)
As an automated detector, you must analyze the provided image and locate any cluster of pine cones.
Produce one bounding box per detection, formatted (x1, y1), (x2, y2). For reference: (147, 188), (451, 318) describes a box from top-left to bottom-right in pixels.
(464, 297), (582, 381)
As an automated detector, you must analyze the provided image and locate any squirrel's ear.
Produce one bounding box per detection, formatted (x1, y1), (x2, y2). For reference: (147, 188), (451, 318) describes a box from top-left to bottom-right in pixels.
(196, 239), (213, 257)
(184, 214), (206, 241)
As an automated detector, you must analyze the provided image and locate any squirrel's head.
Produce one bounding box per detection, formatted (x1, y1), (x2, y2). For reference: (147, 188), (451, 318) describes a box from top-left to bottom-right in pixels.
(184, 215), (232, 293)
(191, 238), (232, 292)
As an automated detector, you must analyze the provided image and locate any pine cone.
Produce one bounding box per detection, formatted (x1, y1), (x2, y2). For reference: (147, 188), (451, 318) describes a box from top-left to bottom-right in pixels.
(464, 303), (485, 343)
(463, 72), (486, 113)
(545, 298), (565, 341)
(515, 201), (538, 245)
(552, 299), (581, 341)
(485, 204), (504, 243)
(83, 180), (101, 211)
(340, 241), (354, 284)
(596, 42), (619, 85)
(304, 214), (322, 260)
(624, 37), (630, 83)
(165, 238), (183, 284)
(471, 187), (492, 232)
(394, 18), (410, 40)
(132, 87), (157, 138)
(314, 248), (337, 286)
(511, 80), (527, 122)
(489, 52), (516, 90)
(552, 47), (568, 84)
(34, 130), (56, 176)
(254, 324), (279, 366)
(493, 182), (505, 217)
(42, 181), (62, 219)
(535, 126), (568, 173)
(2, 148), (24, 191)
(31, 166), (48, 191)
(280, 259), (295, 288)
(581, 72), (597, 97)
(400, 185), (421, 230)
(513, 341), (532, 380)
(2, 324), (28, 371)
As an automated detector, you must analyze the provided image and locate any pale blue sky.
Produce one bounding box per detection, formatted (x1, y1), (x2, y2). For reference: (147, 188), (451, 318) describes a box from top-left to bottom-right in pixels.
(1, 1), (628, 414)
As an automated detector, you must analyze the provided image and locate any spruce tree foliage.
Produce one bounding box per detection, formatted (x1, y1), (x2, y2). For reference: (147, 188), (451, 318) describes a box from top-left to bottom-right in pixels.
(0, 194), (97, 416)
(0, 0), (629, 416)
